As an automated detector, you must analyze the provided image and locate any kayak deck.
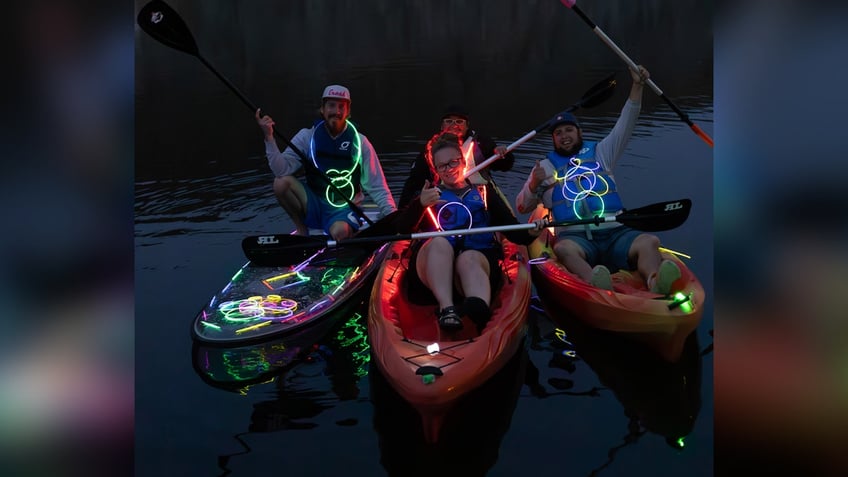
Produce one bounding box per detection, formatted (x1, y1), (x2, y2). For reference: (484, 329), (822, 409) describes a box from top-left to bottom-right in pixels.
(368, 238), (531, 442)
(192, 243), (389, 344)
(527, 210), (705, 362)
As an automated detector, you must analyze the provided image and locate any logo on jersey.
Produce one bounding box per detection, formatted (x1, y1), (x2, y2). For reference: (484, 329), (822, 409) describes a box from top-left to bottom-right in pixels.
(339, 141), (350, 151)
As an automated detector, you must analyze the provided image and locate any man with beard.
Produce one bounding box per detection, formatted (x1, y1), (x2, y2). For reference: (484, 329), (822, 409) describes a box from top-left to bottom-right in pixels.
(256, 85), (396, 240)
(515, 66), (681, 295)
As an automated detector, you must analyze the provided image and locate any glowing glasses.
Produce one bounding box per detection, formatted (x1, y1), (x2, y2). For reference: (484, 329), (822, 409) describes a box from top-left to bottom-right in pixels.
(436, 157), (464, 172)
(442, 118), (467, 126)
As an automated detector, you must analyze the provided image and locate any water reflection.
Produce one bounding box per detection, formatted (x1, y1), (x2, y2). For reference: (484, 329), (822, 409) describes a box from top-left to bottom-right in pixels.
(532, 296), (707, 476)
(191, 300), (372, 473)
(370, 347), (527, 477)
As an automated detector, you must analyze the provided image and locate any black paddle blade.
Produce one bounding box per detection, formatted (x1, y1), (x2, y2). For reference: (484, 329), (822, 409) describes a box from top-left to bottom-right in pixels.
(240, 211), (403, 267)
(617, 199), (692, 232)
(541, 73), (618, 133)
(352, 210), (405, 238)
(305, 247), (375, 268)
(241, 234), (329, 267)
(137, 0), (200, 57)
(578, 73), (617, 109)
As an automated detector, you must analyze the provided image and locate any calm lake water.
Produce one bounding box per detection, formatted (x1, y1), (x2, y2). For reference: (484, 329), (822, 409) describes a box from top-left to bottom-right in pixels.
(135, 1), (713, 475)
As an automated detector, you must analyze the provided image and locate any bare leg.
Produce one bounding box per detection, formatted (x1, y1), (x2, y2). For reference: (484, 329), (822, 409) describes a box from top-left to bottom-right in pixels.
(273, 176), (309, 235)
(415, 237), (456, 311)
(328, 220), (354, 241)
(454, 250), (491, 305)
(628, 233), (662, 284)
(554, 238), (593, 282)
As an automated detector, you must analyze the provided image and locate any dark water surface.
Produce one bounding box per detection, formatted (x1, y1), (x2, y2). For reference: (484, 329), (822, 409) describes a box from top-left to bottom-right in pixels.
(135, 1), (713, 475)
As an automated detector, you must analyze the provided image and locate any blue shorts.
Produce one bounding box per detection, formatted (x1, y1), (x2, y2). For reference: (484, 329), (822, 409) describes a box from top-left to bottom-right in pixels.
(557, 226), (641, 272)
(302, 184), (362, 234)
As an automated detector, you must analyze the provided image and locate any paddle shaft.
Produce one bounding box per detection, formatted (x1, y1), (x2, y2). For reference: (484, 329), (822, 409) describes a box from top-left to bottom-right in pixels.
(243, 198), (691, 265)
(463, 129), (538, 179)
(267, 215), (626, 249)
(463, 74), (616, 179)
(560, 0), (714, 147)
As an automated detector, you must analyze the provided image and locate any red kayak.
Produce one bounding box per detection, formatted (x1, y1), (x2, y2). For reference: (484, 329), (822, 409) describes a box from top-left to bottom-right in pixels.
(527, 214), (705, 363)
(368, 238), (531, 443)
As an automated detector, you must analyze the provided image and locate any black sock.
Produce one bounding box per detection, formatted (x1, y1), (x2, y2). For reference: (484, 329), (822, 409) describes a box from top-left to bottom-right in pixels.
(462, 296), (491, 328)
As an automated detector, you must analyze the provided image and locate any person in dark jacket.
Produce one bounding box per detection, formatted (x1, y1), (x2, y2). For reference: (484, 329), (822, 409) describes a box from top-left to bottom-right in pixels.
(398, 105), (515, 208)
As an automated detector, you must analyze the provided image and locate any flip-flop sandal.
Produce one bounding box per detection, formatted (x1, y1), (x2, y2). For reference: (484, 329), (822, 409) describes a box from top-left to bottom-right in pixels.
(436, 306), (463, 331)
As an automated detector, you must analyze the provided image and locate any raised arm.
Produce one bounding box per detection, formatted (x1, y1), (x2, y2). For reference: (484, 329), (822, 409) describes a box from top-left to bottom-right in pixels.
(594, 66), (649, 170)
(256, 108), (308, 177)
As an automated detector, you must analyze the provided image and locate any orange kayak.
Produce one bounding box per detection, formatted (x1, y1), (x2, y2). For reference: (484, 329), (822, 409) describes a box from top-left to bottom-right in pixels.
(527, 215), (705, 363)
(368, 238), (531, 443)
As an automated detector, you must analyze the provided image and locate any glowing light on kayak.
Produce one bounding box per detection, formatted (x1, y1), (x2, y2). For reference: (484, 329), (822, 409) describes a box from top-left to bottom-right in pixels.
(659, 247), (692, 260)
(262, 271), (310, 290)
(554, 328), (573, 345)
(292, 249), (325, 272)
(321, 268), (351, 294)
(669, 292), (694, 313)
(528, 256), (551, 266)
(427, 343), (440, 355)
(309, 299), (329, 312)
(219, 295), (299, 322)
(235, 320), (271, 334)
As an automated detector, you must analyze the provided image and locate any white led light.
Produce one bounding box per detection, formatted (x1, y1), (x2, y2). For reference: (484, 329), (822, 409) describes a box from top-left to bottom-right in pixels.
(426, 343), (440, 355)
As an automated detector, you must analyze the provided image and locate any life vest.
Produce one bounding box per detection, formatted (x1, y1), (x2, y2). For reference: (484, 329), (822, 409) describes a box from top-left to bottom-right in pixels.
(547, 140), (624, 224)
(306, 120), (362, 207)
(432, 184), (497, 250)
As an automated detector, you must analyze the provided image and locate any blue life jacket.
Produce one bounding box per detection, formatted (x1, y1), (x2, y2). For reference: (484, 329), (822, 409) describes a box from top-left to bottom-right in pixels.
(306, 120), (362, 207)
(547, 140), (624, 222)
(434, 184), (497, 250)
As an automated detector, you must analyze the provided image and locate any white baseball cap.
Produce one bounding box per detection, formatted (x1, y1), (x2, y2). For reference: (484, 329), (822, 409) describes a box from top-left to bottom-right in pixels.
(322, 85), (351, 102)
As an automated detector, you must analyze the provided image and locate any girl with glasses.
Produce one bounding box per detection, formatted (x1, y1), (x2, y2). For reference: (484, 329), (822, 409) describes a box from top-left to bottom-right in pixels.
(393, 132), (544, 332)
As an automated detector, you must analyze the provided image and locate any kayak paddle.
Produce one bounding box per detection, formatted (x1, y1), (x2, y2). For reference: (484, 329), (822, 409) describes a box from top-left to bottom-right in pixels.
(463, 73), (617, 179)
(558, 0), (714, 148)
(243, 199), (691, 266)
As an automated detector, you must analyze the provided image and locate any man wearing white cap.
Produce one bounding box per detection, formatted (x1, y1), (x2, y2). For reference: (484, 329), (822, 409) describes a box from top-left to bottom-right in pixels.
(516, 66), (681, 296)
(255, 84), (396, 240)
